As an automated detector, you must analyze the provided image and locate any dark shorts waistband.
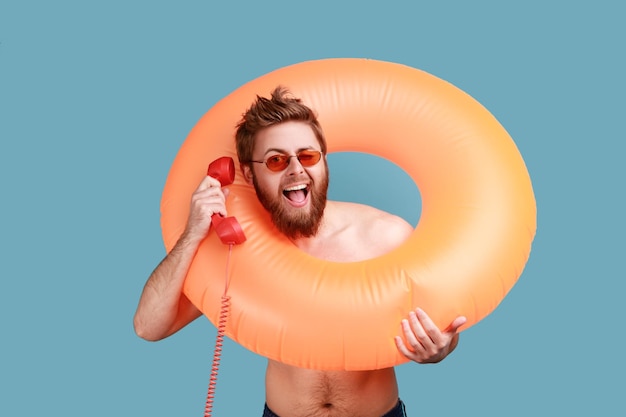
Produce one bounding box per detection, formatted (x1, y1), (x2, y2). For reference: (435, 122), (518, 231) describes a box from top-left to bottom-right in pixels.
(263, 399), (407, 417)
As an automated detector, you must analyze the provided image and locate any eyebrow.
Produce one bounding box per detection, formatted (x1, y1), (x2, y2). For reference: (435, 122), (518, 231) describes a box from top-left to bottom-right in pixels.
(262, 146), (319, 157)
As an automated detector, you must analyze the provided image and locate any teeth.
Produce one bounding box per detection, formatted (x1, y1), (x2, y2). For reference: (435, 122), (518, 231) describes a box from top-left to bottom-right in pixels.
(284, 184), (307, 192)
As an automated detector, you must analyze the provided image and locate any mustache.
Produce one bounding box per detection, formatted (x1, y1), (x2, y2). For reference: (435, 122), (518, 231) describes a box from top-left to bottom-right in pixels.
(280, 176), (311, 188)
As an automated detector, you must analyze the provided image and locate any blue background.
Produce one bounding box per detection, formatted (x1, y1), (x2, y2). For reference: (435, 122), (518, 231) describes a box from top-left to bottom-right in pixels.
(1, 1), (623, 415)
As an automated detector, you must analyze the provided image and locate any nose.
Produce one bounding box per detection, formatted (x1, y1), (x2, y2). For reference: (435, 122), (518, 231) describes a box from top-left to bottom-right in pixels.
(284, 155), (305, 175)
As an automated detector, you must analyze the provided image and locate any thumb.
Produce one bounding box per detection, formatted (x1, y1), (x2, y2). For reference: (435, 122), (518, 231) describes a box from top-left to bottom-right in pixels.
(223, 187), (231, 199)
(445, 316), (467, 333)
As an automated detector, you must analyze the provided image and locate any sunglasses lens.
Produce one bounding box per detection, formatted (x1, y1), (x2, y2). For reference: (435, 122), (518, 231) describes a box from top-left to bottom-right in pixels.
(263, 151), (322, 171)
(297, 150), (321, 166)
(265, 155), (289, 171)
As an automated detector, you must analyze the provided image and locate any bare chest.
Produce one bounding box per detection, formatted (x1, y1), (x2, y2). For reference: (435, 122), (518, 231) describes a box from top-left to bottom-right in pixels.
(302, 229), (384, 263)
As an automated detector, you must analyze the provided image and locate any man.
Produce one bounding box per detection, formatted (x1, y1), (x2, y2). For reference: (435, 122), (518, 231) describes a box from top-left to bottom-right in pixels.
(134, 87), (467, 417)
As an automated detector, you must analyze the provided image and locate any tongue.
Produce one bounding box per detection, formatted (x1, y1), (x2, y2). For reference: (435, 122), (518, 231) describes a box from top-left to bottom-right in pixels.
(286, 189), (306, 203)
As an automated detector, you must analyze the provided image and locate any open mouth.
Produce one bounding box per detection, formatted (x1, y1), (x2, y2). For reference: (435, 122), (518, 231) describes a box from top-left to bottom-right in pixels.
(283, 184), (309, 204)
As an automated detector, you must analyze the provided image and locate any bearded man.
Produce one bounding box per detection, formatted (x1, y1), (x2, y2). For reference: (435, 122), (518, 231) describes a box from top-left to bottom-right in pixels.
(134, 87), (466, 417)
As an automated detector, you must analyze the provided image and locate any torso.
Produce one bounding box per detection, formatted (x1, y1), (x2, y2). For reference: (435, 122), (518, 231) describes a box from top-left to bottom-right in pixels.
(265, 361), (399, 417)
(265, 201), (413, 417)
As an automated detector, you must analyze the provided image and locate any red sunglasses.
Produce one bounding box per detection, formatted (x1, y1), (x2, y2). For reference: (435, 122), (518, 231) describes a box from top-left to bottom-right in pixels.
(248, 150), (323, 172)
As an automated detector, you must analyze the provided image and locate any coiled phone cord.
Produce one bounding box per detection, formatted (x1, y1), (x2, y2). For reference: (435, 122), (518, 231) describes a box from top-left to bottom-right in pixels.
(203, 243), (233, 417)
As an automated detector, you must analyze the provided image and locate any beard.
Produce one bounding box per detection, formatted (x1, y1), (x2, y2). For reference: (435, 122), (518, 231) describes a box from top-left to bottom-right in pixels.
(252, 167), (329, 240)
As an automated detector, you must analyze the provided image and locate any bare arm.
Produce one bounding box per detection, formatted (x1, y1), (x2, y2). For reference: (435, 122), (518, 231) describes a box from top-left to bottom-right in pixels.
(133, 175), (228, 341)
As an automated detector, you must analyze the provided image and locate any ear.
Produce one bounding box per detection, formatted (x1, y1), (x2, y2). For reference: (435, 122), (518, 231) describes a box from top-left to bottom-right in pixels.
(241, 163), (254, 185)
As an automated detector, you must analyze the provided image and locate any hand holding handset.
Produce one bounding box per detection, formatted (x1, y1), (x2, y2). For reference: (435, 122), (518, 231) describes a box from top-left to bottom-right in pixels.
(207, 156), (246, 245)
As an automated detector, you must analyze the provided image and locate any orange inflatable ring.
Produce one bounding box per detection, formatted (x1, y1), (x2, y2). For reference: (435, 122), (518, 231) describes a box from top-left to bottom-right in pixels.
(160, 58), (536, 371)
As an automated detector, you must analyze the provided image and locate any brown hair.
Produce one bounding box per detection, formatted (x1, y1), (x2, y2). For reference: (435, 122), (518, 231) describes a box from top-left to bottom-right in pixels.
(235, 86), (327, 164)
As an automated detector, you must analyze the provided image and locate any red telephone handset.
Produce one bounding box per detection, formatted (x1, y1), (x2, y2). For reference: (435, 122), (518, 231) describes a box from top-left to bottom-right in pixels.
(207, 157), (246, 245)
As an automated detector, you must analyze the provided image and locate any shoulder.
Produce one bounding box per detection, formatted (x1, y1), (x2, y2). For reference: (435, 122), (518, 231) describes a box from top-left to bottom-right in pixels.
(331, 201), (413, 249)
(333, 200), (411, 225)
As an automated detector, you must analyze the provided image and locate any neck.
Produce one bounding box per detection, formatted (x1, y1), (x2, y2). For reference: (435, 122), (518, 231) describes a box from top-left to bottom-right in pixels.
(288, 201), (337, 250)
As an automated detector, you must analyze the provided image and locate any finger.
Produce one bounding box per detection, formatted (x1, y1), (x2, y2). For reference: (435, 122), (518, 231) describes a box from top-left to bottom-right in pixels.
(204, 196), (228, 217)
(192, 188), (226, 207)
(402, 316), (426, 352)
(400, 319), (422, 352)
(190, 187), (228, 219)
(443, 316), (468, 334)
(198, 199), (227, 218)
(394, 336), (417, 360)
(197, 175), (222, 191)
(411, 308), (438, 345)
